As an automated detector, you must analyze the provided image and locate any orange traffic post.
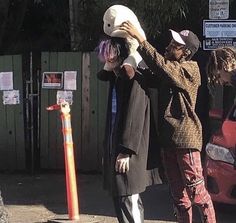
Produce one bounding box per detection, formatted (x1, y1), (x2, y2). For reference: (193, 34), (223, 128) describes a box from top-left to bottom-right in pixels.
(47, 102), (79, 221)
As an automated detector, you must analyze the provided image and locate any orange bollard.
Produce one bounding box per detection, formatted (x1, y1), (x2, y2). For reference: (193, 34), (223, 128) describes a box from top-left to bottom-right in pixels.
(47, 102), (79, 221)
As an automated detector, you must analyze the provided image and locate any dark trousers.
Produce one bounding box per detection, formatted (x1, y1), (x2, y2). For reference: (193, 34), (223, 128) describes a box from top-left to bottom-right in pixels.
(162, 149), (216, 223)
(113, 194), (144, 223)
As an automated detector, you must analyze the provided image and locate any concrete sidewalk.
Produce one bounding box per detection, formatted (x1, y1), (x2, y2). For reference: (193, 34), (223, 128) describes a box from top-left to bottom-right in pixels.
(0, 173), (235, 223)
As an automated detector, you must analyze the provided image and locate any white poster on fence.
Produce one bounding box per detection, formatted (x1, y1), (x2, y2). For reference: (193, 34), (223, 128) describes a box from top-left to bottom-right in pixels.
(3, 90), (20, 105)
(64, 71), (77, 90)
(0, 72), (13, 90)
(57, 90), (73, 105)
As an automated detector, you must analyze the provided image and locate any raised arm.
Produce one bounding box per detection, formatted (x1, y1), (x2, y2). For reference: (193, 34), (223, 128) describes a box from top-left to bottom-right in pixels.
(120, 21), (201, 89)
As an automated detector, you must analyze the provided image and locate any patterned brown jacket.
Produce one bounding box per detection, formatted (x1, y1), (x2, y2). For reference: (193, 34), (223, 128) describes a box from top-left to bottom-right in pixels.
(137, 41), (202, 151)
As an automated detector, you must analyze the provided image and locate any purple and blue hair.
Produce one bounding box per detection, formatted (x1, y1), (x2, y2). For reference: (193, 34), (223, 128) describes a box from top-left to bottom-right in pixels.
(97, 37), (130, 63)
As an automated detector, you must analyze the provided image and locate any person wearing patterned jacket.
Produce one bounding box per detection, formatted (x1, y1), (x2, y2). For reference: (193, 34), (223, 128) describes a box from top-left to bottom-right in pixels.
(119, 22), (216, 223)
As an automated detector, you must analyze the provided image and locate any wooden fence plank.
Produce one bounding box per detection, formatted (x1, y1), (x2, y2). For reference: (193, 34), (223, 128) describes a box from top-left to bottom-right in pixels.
(0, 57), (9, 170)
(81, 53), (91, 170)
(55, 52), (67, 168)
(3, 56), (16, 169)
(0, 56), (14, 169)
(12, 55), (25, 169)
(40, 52), (51, 169)
(65, 52), (82, 170)
(89, 53), (99, 170)
(94, 53), (108, 172)
(0, 55), (25, 170)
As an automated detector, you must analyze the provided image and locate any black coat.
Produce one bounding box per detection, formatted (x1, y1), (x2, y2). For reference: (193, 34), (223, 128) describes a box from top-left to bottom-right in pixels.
(97, 67), (162, 196)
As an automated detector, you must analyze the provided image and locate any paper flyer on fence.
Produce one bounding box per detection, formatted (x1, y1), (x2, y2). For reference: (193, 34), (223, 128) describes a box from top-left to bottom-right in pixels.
(3, 90), (20, 105)
(64, 71), (77, 90)
(57, 90), (73, 105)
(0, 72), (13, 90)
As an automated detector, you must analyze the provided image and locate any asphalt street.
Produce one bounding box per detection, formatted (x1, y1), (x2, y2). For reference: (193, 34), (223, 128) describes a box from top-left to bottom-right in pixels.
(0, 173), (235, 223)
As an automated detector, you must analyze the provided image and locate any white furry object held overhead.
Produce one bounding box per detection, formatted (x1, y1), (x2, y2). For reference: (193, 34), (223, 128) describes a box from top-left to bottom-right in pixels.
(103, 5), (146, 70)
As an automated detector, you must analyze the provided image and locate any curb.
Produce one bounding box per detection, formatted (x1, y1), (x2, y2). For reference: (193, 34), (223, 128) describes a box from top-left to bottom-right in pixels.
(47, 214), (105, 223)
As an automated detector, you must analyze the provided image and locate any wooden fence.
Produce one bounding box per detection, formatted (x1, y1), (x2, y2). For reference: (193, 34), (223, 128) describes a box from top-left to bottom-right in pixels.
(0, 55), (25, 170)
(0, 51), (233, 172)
(40, 52), (108, 171)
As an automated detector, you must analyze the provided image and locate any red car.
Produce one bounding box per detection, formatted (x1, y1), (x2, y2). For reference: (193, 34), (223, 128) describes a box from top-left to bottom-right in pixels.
(205, 104), (236, 205)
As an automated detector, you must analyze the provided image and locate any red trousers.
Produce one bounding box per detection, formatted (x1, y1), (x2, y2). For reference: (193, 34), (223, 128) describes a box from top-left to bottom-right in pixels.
(162, 149), (216, 223)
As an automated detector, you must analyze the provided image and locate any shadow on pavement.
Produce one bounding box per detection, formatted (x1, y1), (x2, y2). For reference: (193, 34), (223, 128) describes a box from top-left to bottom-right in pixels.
(0, 173), (175, 222)
(0, 173), (235, 223)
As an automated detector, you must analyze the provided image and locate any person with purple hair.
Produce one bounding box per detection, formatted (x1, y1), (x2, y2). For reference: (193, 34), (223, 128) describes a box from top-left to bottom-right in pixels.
(96, 36), (163, 223)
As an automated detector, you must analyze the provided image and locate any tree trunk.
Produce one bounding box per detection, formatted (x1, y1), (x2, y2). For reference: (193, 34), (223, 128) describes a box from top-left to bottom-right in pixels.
(68, 0), (81, 51)
(0, 1), (10, 49)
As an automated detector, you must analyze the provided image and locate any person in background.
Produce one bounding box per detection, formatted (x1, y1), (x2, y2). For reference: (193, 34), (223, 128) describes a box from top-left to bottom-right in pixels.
(206, 47), (236, 87)
(206, 47), (236, 117)
(96, 36), (162, 223)
(119, 21), (216, 223)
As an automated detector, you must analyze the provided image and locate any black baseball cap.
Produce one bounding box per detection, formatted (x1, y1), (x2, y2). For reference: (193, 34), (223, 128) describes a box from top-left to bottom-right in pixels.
(170, 29), (200, 57)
